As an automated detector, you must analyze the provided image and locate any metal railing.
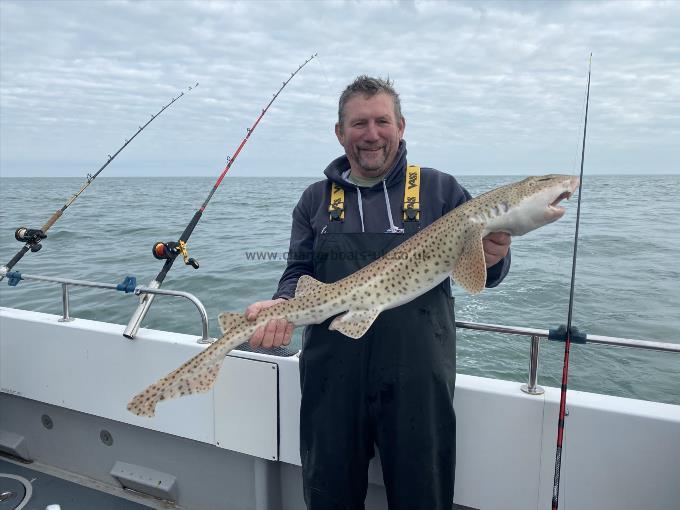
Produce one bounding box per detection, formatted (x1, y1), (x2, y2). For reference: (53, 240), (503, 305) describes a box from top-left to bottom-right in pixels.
(0, 269), (212, 343)
(455, 320), (680, 395)
(2, 269), (678, 395)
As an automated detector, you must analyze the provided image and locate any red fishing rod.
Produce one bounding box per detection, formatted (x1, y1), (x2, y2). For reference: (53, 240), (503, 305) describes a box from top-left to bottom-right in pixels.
(0, 84), (198, 281)
(123, 54), (317, 339)
(550, 54), (592, 510)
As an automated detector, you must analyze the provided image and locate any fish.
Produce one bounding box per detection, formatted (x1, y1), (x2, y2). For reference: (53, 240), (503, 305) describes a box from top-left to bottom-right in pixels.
(127, 174), (579, 417)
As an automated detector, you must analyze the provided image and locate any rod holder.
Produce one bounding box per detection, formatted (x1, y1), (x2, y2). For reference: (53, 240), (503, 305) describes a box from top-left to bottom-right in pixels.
(124, 283), (212, 344)
(58, 283), (75, 323)
(123, 280), (160, 339)
(521, 335), (544, 395)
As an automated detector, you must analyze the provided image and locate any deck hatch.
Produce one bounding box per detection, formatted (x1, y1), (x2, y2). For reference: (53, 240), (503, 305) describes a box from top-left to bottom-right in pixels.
(110, 461), (177, 502)
(0, 431), (30, 462)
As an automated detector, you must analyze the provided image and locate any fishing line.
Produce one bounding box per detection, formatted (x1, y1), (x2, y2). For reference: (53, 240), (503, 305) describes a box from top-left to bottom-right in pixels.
(0, 83), (198, 281)
(315, 53), (334, 90)
(123, 54), (317, 339)
(551, 53), (591, 510)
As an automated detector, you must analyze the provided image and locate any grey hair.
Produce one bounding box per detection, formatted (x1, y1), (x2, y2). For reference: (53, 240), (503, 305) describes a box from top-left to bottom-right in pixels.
(338, 75), (402, 126)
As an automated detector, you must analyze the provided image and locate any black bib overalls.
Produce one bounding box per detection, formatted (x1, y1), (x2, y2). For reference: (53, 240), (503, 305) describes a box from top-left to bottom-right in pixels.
(299, 216), (457, 510)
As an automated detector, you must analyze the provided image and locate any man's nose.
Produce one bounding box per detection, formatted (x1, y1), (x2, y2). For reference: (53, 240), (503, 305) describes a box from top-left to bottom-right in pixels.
(364, 121), (380, 141)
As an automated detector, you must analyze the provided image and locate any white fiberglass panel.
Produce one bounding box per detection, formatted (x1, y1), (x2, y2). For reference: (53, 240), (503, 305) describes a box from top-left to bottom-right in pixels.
(1, 307), (279, 460)
(213, 354), (278, 460)
(0, 307), (215, 444)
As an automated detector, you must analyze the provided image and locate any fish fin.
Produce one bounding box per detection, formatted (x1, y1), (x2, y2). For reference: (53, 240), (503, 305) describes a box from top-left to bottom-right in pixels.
(127, 339), (227, 418)
(295, 274), (325, 297)
(329, 308), (381, 339)
(452, 226), (487, 294)
(218, 312), (243, 334)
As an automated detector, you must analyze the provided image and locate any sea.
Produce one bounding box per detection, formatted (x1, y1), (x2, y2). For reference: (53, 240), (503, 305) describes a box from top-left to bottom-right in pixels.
(1, 175), (678, 405)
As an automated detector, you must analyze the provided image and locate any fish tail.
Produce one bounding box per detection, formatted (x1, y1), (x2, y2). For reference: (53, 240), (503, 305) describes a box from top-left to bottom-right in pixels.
(127, 336), (230, 417)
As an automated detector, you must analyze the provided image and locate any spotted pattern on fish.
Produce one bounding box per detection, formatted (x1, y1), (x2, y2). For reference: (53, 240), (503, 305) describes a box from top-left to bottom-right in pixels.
(127, 175), (579, 417)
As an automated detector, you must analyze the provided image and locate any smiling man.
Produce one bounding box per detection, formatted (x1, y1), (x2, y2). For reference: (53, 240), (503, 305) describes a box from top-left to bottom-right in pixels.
(335, 90), (405, 178)
(245, 76), (511, 509)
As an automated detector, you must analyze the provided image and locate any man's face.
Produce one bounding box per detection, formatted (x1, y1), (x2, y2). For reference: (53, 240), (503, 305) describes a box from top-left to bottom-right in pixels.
(335, 92), (405, 179)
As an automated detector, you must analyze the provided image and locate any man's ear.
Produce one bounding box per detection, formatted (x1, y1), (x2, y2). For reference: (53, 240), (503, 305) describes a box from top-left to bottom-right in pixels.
(398, 116), (406, 139)
(335, 122), (344, 145)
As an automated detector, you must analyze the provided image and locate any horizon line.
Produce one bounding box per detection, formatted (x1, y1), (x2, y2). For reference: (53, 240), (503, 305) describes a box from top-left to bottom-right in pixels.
(1, 172), (679, 178)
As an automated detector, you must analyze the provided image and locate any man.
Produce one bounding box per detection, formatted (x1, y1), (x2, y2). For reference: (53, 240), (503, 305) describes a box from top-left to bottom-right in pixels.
(245, 76), (511, 509)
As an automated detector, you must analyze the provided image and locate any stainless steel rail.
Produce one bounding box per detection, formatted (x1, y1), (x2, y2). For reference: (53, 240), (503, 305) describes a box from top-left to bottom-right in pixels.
(456, 320), (679, 352)
(3, 270), (677, 394)
(456, 320), (680, 395)
(1, 271), (211, 343)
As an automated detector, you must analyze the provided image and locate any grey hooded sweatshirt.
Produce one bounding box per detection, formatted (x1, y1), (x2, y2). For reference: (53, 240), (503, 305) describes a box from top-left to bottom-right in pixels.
(273, 141), (510, 299)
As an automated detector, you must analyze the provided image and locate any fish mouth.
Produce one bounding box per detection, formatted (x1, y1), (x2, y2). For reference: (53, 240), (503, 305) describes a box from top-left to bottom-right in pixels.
(548, 177), (579, 213)
(549, 191), (571, 211)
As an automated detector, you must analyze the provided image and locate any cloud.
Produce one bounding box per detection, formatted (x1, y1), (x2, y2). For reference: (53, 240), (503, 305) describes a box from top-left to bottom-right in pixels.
(1, 0), (678, 177)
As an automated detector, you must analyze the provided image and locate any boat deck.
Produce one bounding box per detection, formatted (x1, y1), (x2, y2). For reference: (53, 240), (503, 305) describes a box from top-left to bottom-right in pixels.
(0, 457), (155, 510)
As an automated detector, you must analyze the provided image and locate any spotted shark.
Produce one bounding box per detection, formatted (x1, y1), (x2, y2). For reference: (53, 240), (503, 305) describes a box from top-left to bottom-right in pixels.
(128, 174), (579, 417)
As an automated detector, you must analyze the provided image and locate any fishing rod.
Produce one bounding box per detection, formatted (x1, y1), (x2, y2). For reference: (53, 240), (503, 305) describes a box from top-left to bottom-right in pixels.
(0, 84), (198, 281)
(551, 54), (592, 510)
(123, 54), (317, 339)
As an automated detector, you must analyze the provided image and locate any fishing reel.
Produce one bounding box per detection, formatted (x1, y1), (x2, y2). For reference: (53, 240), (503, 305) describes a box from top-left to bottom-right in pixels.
(152, 240), (199, 269)
(15, 227), (47, 252)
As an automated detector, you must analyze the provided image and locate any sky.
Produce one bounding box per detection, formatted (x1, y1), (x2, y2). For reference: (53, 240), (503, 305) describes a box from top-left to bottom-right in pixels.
(0, 0), (678, 178)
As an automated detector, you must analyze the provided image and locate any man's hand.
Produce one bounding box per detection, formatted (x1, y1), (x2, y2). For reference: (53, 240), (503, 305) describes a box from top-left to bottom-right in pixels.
(482, 232), (511, 268)
(245, 298), (294, 349)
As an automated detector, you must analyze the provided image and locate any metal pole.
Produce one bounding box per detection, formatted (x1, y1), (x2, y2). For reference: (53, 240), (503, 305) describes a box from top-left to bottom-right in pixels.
(521, 335), (544, 395)
(58, 283), (74, 322)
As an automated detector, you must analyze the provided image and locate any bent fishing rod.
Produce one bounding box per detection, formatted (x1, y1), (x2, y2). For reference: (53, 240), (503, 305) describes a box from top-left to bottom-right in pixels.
(123, 54), (317, 339)
(0, 84), (198, 282)
(551, 54), (591, 510)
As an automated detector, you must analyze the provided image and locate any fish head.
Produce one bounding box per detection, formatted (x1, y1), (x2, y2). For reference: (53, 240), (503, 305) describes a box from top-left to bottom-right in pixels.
(477, 174), (580, 236)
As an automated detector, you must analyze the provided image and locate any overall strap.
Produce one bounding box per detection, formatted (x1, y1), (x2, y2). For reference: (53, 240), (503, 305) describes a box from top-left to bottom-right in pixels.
(403, 164), (421, 234)
(326, 165), (422, 230)
(403, 164), (421, 221)
(328, 182), (345, 221)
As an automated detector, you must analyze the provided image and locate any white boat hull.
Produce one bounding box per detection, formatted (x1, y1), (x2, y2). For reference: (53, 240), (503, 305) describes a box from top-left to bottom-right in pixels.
(1, 306), (678, 510)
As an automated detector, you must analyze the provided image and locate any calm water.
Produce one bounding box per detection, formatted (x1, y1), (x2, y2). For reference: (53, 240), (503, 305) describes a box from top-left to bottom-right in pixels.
(1, 176), (678, 405)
